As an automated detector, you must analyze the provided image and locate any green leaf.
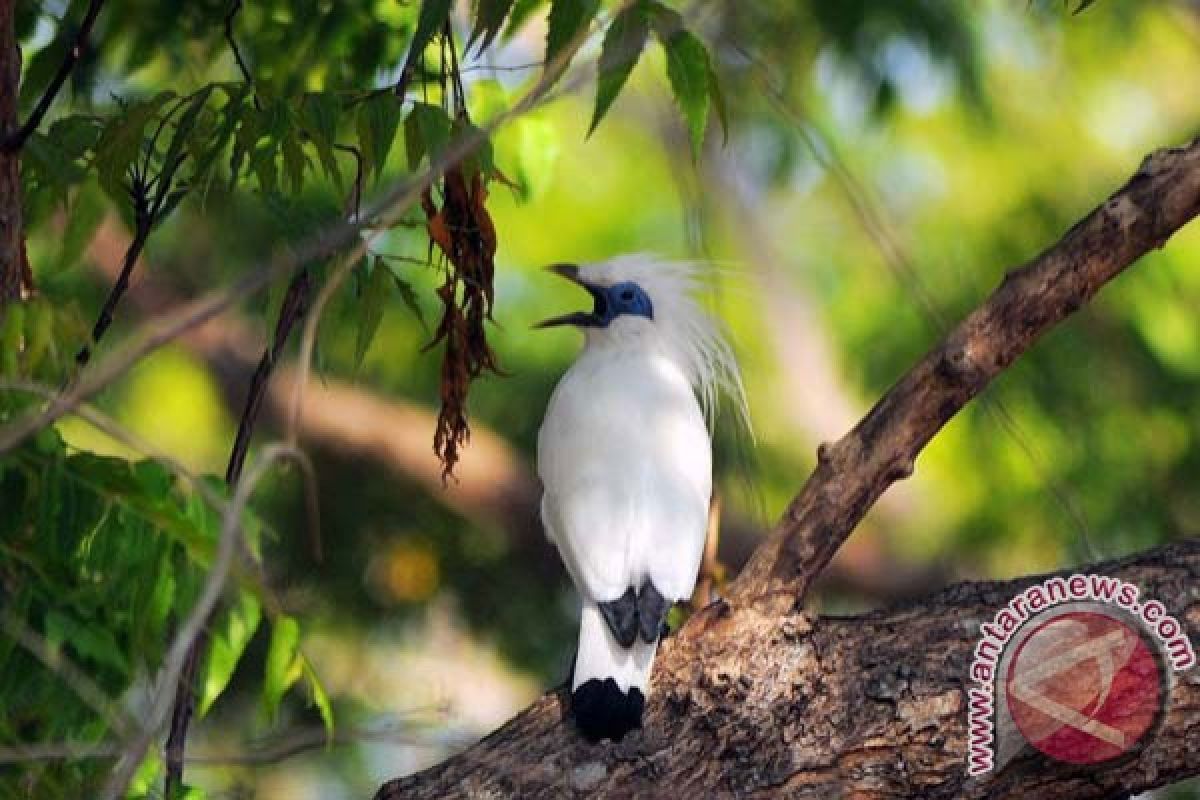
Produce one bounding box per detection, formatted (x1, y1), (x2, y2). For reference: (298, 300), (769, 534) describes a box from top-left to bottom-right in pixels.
(154, 87), (214, 211)
(356, 94), (403, 181)
(504, 0), (546, 40)
(262, 615), (302, 721)
(545, 0), (600, 81)
(469, 0), (517, 55)
(706, 58), (729, 144)
(190, 86), (249, 195)
(93, 92), (175, 200)
(404, 102), (452, 171)
(1, 305), (24, 376)
(22, 300), (57, 376)
(198, 592), (261, 718)
(301, 658), (335, 740)
(393, 275), (429, 332)
(281, 131), (308, 195)
(56, 179), (107, 271)
(44, 610), (129, 676)
(229, 103), (261, 188)
(46, 115), (103, 162)
(408, 0), (453, 67)
(354, 257), (391, 372)
(451, 115), (496, 181)
(662, 30), (711, 159)
(590, 2), (650, 136)
(302, 92), (343, 187)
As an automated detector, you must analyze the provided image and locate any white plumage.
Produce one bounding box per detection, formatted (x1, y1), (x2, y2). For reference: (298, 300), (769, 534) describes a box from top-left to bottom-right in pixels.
(535, 255), (747, 740)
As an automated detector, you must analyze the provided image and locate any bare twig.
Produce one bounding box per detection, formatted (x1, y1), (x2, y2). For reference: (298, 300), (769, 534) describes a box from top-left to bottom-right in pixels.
(0, 0), (107, 153)
(0, 718), (456, 766)
(335, 143), (365, 220)
(161, 270), (314, 797)
(162, 629), (207, 795)
(76, 91), (200, 367)
(101, 443), (308, 800)
(223, 0), (262, 111)
(75, 222), (151, 366)
(226, 271), (312, 486)
(163, 267), (316, 794)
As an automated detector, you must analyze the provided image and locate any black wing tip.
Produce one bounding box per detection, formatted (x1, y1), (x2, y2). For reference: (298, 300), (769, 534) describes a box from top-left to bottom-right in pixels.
(600, 583), (673, 648)
(637, 582), (670, 644)
(571, 678), (645, 742)
(599, 588), (640, 648)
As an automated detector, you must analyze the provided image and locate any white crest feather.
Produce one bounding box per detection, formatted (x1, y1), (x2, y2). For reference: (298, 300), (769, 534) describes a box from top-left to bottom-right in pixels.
(576, 254), (753, 437)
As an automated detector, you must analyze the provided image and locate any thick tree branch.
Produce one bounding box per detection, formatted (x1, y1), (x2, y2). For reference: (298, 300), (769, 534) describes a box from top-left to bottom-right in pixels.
(378, 138), (1200, 798)
(378, 541), (1200, 799)
(732, 137), (1200, 605)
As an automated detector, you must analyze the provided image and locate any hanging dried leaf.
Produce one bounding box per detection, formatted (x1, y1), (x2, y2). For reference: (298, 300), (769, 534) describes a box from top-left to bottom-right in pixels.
(422, 157), (502, 480)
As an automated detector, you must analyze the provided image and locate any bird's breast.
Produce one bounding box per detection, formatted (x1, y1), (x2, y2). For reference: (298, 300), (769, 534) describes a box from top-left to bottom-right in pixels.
(537, 349), (711, 500)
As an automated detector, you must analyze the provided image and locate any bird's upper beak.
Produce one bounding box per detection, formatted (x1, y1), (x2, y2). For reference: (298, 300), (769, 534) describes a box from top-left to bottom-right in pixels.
(534, 263), (606, 328)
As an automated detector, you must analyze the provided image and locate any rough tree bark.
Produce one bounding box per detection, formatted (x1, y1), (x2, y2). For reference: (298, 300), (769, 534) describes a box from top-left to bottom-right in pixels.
(0, 1), (23, 319)
(376, 138), (1200, 799)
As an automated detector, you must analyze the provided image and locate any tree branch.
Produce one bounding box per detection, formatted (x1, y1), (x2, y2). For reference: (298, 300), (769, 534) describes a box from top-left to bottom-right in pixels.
(732, 137), (1200, 606)
(377, 138), (1200, 798)
(0, 0), (107, 153)
(378, 541), (1199, 799)
(0, 3), (24, 318)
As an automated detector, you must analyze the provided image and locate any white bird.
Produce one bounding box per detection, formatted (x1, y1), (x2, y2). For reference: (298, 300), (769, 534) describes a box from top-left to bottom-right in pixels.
(535, 255), (748, 741)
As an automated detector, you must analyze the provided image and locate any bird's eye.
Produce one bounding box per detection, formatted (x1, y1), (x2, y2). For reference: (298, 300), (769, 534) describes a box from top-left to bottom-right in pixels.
(620, 290), (634, 302)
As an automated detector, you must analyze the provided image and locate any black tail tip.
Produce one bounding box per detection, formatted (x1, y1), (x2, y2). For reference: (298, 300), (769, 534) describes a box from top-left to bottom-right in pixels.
(571, 678), (645, 742)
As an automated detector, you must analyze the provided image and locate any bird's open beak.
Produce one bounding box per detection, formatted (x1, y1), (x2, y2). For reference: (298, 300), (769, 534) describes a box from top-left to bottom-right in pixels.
(534, 263), (606, 328)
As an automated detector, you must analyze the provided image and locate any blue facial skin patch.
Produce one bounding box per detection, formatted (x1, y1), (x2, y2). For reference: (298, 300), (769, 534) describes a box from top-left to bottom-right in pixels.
(594, 281), (654, 326)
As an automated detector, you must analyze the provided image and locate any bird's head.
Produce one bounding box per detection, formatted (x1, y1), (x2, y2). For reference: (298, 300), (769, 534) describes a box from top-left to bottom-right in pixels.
(535, 254), (751, 432)
(534, 261), (656, 335)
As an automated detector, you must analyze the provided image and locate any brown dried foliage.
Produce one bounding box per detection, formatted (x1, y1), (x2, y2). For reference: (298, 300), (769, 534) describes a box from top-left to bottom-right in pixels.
(422, 161), (500, 480)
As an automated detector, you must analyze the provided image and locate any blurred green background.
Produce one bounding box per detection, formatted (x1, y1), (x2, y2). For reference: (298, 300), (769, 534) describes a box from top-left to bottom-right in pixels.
(2, 0), (1200, 797)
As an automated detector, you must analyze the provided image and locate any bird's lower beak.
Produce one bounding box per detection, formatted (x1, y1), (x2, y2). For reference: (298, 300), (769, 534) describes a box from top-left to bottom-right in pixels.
(535, 263), (606, 328)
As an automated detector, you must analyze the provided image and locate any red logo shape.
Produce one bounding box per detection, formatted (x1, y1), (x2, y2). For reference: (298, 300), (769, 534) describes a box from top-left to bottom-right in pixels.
(1005, 610), (1162, 764)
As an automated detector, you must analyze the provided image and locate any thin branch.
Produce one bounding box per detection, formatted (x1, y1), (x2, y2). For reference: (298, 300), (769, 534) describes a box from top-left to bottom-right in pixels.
(161, 629), (208, 797)
(160, 1), (329, 769)
(0, 0), (107, 152)
(225, 270), (312, 486)
(0, 718), (456, 766)
(163, 263), (313, 794)
(334, 143), (364, 220)
(460, 61), (544, 73)
(75, 220), (151, 366)
(101, 443), (307, 800)
(223, 0), (262, 112)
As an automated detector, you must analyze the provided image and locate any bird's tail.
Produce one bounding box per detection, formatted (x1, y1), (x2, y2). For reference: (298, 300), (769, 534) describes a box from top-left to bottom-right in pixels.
(571, 601), (658, 741)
